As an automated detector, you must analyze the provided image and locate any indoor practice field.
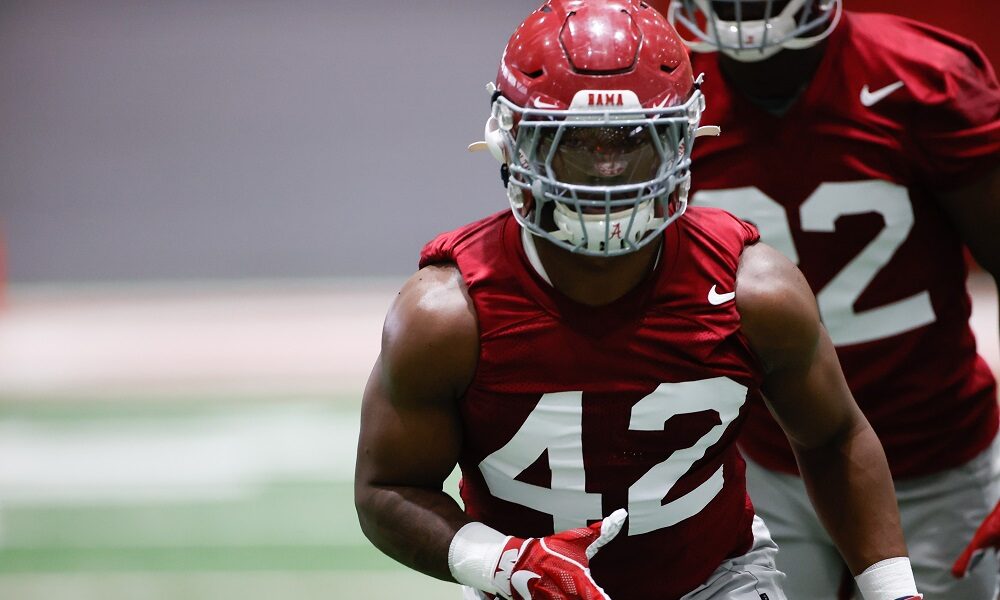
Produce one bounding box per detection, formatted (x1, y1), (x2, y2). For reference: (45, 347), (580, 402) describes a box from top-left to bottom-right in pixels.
(0, 279), (459, 600)
(0, 274), (996, 600)
(3, 1), (998, 599)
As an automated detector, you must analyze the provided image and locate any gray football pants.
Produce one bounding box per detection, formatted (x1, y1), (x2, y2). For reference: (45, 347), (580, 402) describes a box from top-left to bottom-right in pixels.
(745, 434), (1000, 600)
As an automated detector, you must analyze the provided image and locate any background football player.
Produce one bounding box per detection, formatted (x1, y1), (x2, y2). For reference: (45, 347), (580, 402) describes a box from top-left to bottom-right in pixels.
(355, 2), (923, 599)
(655, 0), (1000, 597)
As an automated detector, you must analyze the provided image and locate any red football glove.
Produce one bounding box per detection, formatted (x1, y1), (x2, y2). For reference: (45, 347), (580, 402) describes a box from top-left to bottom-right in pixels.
(489, 509), (627, 600)
(953, 499), (1000, 578)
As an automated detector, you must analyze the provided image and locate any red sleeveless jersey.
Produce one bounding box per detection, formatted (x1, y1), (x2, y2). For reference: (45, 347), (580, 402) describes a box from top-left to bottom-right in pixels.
(689, 12), (1000, 478)
(419, 208), (763, 600)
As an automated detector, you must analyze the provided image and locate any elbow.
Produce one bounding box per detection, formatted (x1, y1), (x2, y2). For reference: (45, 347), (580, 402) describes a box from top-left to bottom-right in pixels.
(354, 479), (380, 543)
(792, 404), (871, 455)
(792, 412), (885, 480)
(826, 407), (871, 450)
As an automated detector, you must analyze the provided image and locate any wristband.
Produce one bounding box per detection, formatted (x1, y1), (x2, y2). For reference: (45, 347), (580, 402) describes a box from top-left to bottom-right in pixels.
(448, 521), (509, 594)
(855, 557), (919, 600)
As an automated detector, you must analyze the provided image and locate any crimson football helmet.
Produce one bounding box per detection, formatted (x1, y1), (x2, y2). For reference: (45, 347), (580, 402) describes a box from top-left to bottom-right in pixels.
(482, 0), (708, 256)
(668, 0), (842, 62)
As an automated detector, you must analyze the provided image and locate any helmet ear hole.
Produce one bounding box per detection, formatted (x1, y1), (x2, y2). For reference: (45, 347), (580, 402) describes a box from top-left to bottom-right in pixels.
(484, 116), (508, 164)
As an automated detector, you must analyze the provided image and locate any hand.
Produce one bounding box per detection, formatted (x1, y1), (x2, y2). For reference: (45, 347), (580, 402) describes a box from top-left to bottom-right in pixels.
(489, 509), (627, 600)
(953, 500), (1000, 578)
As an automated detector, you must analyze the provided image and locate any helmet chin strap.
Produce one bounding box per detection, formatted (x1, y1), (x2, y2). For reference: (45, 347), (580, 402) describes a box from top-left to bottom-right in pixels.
(711, 8), (799, 62)
(671, 0), (843, 61)
(520, 228), (553, 285)
(550, 200), (662, 254)
(719, 39), (786, 63)
(520, 221), (662, 288)
(719, 0), (842, 62)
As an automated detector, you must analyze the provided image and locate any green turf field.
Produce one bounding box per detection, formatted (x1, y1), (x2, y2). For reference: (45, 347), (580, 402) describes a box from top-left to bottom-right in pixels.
(0, 396), (462, 600)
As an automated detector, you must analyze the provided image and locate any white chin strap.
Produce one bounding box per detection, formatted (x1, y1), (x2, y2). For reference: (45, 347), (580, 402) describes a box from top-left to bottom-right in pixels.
(671, 0), (842, 62)
(551, 200), (661, 253)
(714, 17), (792, 62)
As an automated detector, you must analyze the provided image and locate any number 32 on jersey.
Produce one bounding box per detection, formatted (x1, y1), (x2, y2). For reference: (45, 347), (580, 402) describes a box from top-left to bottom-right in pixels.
(695, 180), (936, 346)
(479, 377), (747, 536)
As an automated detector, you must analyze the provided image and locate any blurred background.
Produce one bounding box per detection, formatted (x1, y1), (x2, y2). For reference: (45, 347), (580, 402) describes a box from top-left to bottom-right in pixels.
(0, 1), (996, 599)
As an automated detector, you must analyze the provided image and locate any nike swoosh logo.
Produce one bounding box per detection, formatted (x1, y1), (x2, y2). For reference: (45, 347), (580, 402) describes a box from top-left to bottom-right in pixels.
(511, 570), (540, 599)
(708, 285), (736, 306)
(532, 97), (560, 109)
(860, 80), (904, 107)
(653, 95), (673, 109)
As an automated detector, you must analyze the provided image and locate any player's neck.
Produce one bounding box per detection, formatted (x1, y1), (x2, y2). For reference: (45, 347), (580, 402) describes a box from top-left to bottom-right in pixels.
(717, 42), (827, 115)
(528, 233), (662, 307)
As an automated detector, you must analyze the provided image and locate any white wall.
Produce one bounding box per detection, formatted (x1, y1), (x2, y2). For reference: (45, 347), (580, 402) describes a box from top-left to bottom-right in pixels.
(0, 1), (538, 282)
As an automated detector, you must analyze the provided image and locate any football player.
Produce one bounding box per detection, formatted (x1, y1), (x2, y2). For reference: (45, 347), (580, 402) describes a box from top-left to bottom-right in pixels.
(355, 1), (922, 598)
(658, 0), (1000, 598)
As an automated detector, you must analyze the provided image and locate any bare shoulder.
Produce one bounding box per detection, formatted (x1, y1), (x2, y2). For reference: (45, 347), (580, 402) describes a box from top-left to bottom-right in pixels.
(735, 243), (822, 372)
(380, 263), (479, 403)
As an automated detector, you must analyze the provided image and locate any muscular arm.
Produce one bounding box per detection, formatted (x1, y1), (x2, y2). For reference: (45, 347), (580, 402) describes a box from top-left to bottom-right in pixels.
(937, 163), (1000, 345)
(736, 243), (907, 575)
(354, 264), (479, 580)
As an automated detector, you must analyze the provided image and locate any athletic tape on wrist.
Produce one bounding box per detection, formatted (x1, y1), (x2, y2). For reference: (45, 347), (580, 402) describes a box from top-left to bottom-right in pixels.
(448, 522), (509, 595)
(854, 557), (919, 600)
